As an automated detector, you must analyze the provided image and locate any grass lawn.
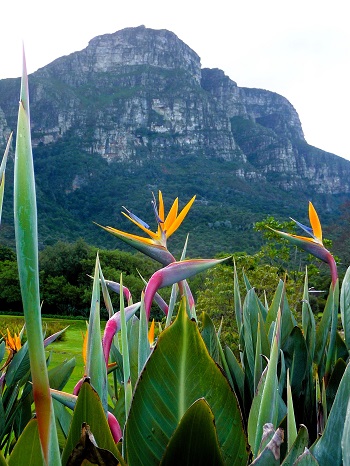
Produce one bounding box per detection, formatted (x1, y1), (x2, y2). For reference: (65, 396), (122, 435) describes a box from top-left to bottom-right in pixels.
(1, 315), (106, 395)
(44, 318), (88, 394)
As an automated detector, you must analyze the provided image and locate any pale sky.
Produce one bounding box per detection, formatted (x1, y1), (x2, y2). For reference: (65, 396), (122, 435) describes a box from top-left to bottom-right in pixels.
(1, 0), (349, 160)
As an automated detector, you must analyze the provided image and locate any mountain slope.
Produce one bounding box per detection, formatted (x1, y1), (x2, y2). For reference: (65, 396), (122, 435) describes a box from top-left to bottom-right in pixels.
(0, 25), (349, 257)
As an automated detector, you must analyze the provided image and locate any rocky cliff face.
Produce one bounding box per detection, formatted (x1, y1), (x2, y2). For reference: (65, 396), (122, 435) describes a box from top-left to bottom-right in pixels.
(0, 26), (349, 252)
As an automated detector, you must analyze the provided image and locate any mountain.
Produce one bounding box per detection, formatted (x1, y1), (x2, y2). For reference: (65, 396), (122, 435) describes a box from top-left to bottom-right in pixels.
(0, 25), (349, 258)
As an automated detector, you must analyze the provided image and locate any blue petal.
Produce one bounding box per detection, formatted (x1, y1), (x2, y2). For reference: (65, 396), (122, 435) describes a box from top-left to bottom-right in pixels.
(122, 206), (150, 229)
(290, 217), (315, 239)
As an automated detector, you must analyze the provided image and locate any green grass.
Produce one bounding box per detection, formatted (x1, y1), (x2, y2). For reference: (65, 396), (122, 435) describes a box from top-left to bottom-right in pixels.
(1, 315), (106, 395)
(45, 317), (88, 394)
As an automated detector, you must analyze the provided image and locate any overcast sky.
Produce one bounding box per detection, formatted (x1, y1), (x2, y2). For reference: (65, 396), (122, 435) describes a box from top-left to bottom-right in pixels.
(1, 0), (349, 160)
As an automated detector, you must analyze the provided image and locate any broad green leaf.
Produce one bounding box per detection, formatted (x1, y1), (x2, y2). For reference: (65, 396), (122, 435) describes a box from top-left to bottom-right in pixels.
(311, 361), (350, 465)
(254, 320), (263, 393)
(125, 300), (248, 466)
(266, 280), (284, 327)
(243, 288), (269, 388)
(201, 312), (220, 364)
(286, 369), (297, 450)
(99, 261), (115, 318)
(342, 396), (350, 466)
(335, 331), (348, 361)
(0, 341), (5, 364)
(14, 51), (60, 464)
(267, 283), (293, 347)
(223, 345), (245, 408)
(8, 419), (45, 466)
(65, 422), (119, 465)
(138, 297), (150, 374)
(293, 449), (319, 465)
(326, 358), (346, 412)
(160, 399), (225, 466)
(119, 274), (132, 416)
(248, 310), (280, 458)
(314, 284), (333, 366)
(250, 426), (283, 465)
(233, 260), (243, 332)
(86, 253), (107, 414)
(52, 398), (72, 441)
(0, 450), (7, 466)
(61, 381), (125, 466)
(242, 269), (253, 291)
(0, 132), (12, 225)
(128, 318), (140, 388)
(282, 327), (307, 396)
(165, 282), (178, 328)
(281, 425), (309, 465)
(4, 342), (29, 387)
(325, 281), (339, 379)
(48, 357), (76, 391)
(340, 266), (350, 347)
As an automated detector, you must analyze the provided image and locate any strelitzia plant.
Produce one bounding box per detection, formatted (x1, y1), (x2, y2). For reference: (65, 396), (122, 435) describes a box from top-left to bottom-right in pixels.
(269, 201), (337, 287)
(97, 191), (196, 265)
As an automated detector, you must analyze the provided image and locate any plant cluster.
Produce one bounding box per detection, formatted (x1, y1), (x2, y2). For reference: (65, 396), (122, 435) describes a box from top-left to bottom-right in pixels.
(1, 53), (350, 466)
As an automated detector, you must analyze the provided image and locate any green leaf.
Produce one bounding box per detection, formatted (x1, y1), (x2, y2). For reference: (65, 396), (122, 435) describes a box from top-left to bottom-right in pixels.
(250, 425), (283, 465)
(14, 52), (60, 464)
(293, 449), (319, 465)
(326, 358), (346, 412)
(52, 398), (72, 441)
(310, 361), (350, 465)
(286, 369), (297, 450)
(233, 260), (243, 332)
(86, 253), (108, 414)
(223, 345), (245, 407)
(0, 450), (7, 466)
(340, 266), (350, 348)
(282, 327), (308, 396)
(8, 419), (45, 466)
(61, 381), (125, 466)
(65, 422), (119, 466)
(281, 425), (309, 465)
(314, 284), (333, 366)
(160, 399), (225, 466)
(48, 357), (76, 391)
(0, 132), (12, 225)
(138, 298), (150, 374)
(242, 288), (269, 390)
(0, 341), (5, 364)
(248, 310), (280, 458)
(301, 269), (316, 363)
(201, 312), (220, 364)
(342, 396), (350, 466)
(4, 342), (29, 387)
(125, 300), (248, 466)
(119, 274), (132, 416)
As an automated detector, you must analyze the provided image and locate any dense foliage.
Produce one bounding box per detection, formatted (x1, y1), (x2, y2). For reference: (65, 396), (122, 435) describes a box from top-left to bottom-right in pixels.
(0, 240), (160, 317)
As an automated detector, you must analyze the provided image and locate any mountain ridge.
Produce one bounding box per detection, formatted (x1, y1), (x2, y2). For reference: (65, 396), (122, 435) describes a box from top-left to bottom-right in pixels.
(0, 25), (349, 256)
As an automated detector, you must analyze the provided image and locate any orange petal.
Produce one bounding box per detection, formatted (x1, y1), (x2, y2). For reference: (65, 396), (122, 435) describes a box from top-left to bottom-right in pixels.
(82, 330), (88, 366)
(6, 328), (15, 350)
(166, 195), (196, 238)
(164, 198), (179, 232)
(14, 333), (21, 351)
(158, 191), (165, 223)
(98, 224), (159, 246)
(148, 319), (155, 345)
(309, 201), (322, 243)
